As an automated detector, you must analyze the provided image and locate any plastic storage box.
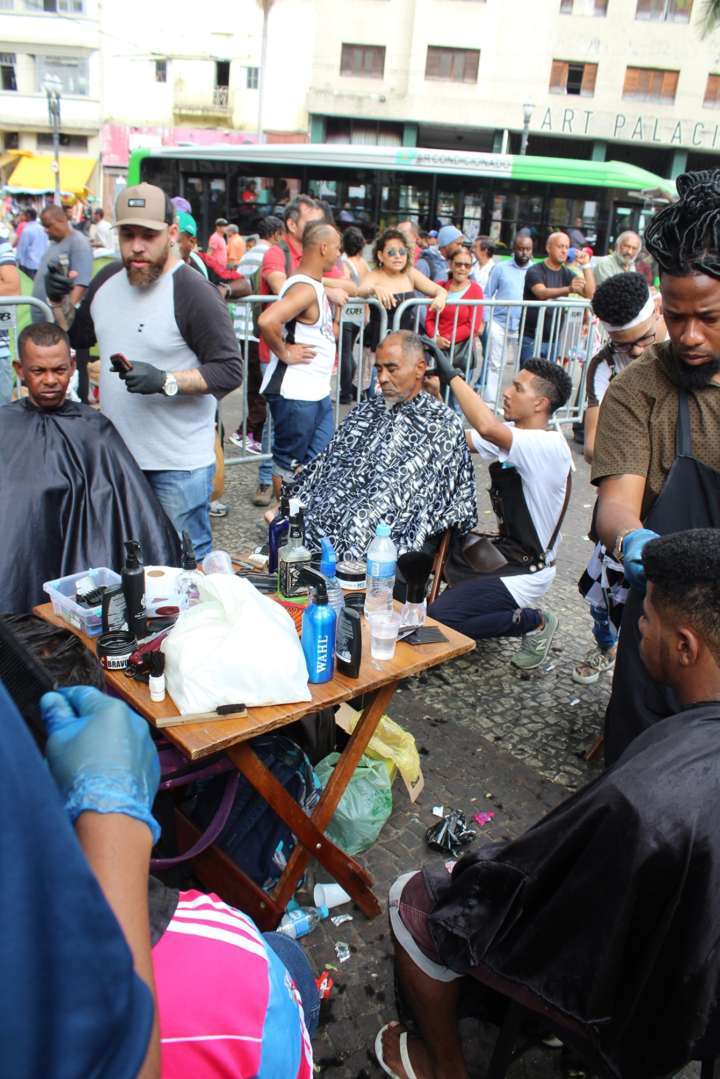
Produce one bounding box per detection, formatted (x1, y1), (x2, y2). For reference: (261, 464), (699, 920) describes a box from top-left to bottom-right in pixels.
(43, 567), (122, 637)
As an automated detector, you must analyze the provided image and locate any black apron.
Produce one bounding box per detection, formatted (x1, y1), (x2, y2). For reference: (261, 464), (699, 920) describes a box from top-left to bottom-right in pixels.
(604, 391), (720, 765)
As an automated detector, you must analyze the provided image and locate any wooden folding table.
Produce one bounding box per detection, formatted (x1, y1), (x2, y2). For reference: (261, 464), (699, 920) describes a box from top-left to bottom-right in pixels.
(35, 602), (474, 929)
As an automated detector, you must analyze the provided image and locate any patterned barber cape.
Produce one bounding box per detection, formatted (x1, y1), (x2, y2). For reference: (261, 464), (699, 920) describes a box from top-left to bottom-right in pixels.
(294, 392), (477, 559)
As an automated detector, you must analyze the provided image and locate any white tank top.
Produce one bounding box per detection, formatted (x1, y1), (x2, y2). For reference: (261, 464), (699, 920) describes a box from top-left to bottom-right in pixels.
(260, 273), (336, 401)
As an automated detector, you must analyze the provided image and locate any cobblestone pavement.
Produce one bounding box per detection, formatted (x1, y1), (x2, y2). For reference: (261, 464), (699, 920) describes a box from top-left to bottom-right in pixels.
(210, 391), (698, 1078)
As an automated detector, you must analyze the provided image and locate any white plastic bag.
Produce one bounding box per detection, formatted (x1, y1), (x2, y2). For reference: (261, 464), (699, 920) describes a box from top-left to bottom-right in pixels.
(162, 574), (311, 713)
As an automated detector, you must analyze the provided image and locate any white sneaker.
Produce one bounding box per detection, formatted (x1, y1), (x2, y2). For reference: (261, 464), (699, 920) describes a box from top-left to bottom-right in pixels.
(572, 645), (616, 685)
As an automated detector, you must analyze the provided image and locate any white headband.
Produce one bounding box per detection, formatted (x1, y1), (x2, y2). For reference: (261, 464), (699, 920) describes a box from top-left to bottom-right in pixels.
(602, 295), (655, 333)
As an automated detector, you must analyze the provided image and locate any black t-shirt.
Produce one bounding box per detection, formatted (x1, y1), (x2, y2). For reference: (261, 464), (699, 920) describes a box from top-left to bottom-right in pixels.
(522, 261), (575, 338)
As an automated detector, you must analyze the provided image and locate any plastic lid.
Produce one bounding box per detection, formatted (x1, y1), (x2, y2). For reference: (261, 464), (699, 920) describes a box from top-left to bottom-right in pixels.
(376, 522), (391, 538)
(320, 537), (336, 577)
(318, 904), (329, 919)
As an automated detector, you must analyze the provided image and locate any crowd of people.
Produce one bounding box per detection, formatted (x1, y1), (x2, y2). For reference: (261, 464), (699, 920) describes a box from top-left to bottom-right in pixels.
(2, 164), (720, 1077)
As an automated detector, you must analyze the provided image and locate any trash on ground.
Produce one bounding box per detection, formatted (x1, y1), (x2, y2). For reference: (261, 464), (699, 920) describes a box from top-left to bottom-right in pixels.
(315, 971), (334, 999)
(432, 805), (445, 818)
(331, 913), (353, 927)
(335, 942), (351, 963)
(425, 808), (476, 854)
(473, 810), (495, 827)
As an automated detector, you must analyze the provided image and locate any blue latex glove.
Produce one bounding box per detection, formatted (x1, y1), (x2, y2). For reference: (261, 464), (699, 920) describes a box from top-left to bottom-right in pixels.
(622, 528), (660, 593)
(40, 686), (161, 844)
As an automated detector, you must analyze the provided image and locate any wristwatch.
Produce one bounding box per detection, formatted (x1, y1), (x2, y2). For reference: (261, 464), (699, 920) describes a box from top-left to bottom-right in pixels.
(162, 372), (179, 397)
(612, 528), (634, 563)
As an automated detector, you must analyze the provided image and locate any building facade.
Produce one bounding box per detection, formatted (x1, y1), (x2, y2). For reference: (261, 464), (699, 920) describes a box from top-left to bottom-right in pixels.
(2, 0), (720, 210)
(306, 0), (720, 180)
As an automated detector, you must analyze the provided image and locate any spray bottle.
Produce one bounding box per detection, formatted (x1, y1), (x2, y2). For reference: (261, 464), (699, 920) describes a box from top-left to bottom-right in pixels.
(319, 537), (345, 618)
(299, 568), (337, 684)
(177, 530), (202, 609)
(122, 540), (146, 639)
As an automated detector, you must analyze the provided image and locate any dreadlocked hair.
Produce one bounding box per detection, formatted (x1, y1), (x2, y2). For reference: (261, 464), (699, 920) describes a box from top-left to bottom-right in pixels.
(592, 272), (650, 325)
(644, 169), (720, 278)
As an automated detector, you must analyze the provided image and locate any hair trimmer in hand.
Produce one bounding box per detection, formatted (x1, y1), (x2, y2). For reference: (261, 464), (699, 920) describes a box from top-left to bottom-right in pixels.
(110, 352), (133, 375)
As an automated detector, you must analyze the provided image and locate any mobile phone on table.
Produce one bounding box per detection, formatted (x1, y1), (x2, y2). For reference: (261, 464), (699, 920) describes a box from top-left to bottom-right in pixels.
(110, 352), (133, 374)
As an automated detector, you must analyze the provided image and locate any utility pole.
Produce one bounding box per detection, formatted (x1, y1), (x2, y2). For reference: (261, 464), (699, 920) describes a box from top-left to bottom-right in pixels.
(44, 75), (62, 205)
(521, 102), (534, 156)
(256, 0), (275, 143)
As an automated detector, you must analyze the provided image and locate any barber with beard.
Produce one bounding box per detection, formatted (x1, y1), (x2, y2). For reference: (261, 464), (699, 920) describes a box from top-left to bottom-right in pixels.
(593, 170), (720, 764)
(46, 183), (242, 558)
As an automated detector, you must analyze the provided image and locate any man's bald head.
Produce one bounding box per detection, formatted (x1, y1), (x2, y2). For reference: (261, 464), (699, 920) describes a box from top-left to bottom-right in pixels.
(546, 231), (570, 266)
(302, 221), (339, 250)
(375, 331), (428, 406)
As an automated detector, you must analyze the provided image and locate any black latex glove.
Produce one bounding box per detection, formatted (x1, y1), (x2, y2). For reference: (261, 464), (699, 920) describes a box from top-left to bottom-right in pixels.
(118, 361), (167, 395)
(419, 335), (463, 389)
(45, 261), (75, 302)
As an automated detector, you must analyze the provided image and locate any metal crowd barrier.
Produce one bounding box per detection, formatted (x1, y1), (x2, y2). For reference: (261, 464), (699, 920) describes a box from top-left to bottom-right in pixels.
(0, 295), (55, 404)
(390, 295), (599, 427)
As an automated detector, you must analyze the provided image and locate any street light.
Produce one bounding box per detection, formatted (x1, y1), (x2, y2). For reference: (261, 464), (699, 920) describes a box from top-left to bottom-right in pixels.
(44, 74), (62, 206)
(520, 102), (534, 156)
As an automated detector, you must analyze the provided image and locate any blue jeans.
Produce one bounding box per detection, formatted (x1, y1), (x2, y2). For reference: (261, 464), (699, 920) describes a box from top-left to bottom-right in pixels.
(264, 931), (320, 1035)
(265, 394), (334, 477)
(258, 415), (273, 487)
(590, 603), (617, 651)
(144, 463), (215, 560)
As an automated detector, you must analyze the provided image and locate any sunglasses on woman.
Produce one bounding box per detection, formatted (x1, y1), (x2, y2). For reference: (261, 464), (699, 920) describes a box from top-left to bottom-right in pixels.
(384, 246), (407, 257)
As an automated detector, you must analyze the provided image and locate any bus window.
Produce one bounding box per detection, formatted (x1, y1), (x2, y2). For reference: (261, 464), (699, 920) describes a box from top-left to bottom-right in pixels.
(461, 191), (484, 240)
(380, 182), (431, 227)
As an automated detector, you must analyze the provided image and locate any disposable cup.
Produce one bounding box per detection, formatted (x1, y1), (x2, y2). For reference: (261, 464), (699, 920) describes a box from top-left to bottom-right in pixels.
(313, 881), (352, 910)
(368, 611), (402, 661)
(202, 549), (234, 575)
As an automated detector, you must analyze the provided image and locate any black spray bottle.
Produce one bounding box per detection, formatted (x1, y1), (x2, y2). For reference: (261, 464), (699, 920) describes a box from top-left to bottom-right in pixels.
(122, 539), (146, 639)
(335, 600), (362, 678)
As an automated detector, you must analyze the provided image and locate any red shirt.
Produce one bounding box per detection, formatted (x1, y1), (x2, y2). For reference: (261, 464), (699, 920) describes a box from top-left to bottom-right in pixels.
(425, 279), (484, 343)
(258, 234), (344, 361)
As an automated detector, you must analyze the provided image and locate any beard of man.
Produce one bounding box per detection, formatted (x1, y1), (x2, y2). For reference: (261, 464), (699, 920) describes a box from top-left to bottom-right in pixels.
(669, 350), (720, 391)
(124, 239), (170, 289)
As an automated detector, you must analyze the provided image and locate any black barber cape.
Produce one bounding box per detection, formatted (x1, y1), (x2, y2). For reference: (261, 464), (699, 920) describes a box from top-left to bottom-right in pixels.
(426, 704), (720, 1078)
(0, 399), (181, 612)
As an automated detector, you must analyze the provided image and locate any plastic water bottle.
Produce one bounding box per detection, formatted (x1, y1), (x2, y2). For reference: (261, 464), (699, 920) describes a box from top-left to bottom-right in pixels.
(364, 522), (397, 618)
(276, 904), (329, 939)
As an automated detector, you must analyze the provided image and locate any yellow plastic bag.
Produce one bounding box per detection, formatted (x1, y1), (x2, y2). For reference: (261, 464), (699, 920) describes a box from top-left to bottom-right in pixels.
(335, 703), (425, 802)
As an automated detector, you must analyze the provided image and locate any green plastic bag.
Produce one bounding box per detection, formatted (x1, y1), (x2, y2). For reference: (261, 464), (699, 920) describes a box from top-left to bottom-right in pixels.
(315, 752), (393, 856)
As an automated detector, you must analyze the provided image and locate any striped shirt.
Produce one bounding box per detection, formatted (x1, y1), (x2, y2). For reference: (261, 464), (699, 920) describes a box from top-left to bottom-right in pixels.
(153, 889), (313, 1078)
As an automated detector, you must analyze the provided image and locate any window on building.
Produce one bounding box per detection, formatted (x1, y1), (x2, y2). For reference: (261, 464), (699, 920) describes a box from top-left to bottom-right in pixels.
(0, 0), (15, 10)
(340, 43), (386, 79)
(635, 0), (692, 21)
(549, 59), (598, 95)
(704, 73), (720, 107)
(37, 132), (88, 150)
(215, 60), (230, 88)
(560, 0), (608, 13)
(154, 59), (167, 83)
(35, 55), (89, 95)
(25, 0), (86, 11)
(425, 46), (480, 83)
(0, 52), (17, 91)
(623, 65), (679, 102)
(246, 66), (259, 89)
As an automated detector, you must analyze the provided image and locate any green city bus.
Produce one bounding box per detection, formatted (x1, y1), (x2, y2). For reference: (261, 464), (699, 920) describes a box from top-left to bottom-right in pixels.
(127, 142), (675, 253)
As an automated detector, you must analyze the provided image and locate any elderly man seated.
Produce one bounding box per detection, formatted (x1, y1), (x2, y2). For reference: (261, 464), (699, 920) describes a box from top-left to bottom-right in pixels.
(0, 321), (180, 611)
(292, 330), (477, 559)
(376, 529), (720, 1079)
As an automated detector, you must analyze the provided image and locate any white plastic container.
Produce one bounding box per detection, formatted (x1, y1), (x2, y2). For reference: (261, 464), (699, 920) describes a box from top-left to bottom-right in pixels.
(43, 567), (122, 637)
(364, 523), (397, 617)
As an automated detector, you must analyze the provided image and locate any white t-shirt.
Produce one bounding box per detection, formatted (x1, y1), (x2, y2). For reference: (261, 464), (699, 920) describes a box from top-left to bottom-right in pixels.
(470, 425), (572, 608)
(260, 273), (336, 401)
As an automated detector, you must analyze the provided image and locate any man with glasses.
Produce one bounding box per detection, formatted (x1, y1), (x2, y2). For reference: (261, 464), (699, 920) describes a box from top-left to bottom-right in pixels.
(574, 273), (660, 686)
